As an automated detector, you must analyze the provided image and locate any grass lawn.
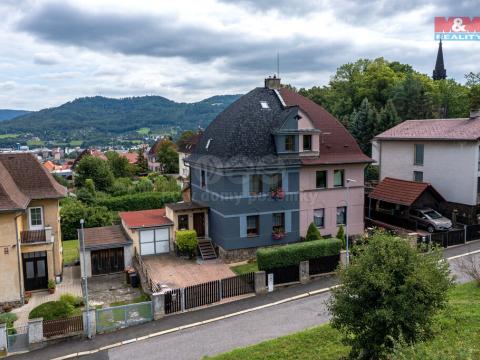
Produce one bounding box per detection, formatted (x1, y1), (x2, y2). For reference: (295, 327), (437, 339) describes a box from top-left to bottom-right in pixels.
(69, 140), (83, 146)
(110, 294), (150, 307)
(230, 262), (258, 275)
(27, 139), (45, 146)
(207, 282), (480, 360)
(136, 127), (150, 135)
(63, 240), (79, 265)
(0, 133), (19, 139)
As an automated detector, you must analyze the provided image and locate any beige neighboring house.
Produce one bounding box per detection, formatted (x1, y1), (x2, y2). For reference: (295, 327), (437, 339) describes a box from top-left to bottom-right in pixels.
(0, 153), (67, 305)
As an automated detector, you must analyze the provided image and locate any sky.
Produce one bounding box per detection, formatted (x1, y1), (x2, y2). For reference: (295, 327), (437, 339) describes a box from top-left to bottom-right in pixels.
(0, 0), (479, 110)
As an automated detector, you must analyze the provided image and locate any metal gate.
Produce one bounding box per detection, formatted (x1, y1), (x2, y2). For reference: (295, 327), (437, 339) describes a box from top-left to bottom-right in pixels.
(96, 301), (153, 333)
(7, 325), (29, 353)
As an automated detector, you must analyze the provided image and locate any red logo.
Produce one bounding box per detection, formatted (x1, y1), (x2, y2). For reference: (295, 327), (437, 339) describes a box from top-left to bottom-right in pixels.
(435, 17), (480, 33)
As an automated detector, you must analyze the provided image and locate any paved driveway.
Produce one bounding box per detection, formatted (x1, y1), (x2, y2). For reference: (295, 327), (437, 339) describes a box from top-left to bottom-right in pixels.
(143, 254), (235, 289)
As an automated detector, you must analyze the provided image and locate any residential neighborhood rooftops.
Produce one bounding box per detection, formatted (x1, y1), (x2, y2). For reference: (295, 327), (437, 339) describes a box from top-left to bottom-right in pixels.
(166, 201), (208, 212)
(82, 225), (131, 249)
(119, 208), (173, 229)
(177, 133), (202, 154)
(369, 177), (445, 206)
(374, 118), (480, 141)
(0, 153), (67, 211)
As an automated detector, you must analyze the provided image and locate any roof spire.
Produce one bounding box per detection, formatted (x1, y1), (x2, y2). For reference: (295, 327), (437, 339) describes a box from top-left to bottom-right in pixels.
(433, 40), (446, 80)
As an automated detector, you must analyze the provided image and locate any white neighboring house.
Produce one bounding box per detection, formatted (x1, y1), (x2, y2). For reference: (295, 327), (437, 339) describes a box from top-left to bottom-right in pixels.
(372, 111), (480, 224)
(177, 132), (202, 184)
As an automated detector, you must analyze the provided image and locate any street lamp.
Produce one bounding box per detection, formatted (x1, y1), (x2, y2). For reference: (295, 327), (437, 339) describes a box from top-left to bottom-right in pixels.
(345, 178), (357, 266)
(80, 219), (91, 339)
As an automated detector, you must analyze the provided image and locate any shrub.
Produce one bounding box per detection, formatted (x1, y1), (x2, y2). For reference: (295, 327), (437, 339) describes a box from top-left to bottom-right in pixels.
(305, 222), (323, 242)
(29, 301), (74, 320)
(336, 225), (345, 248)
(176, 230), (198, 257)
(74, 155), (114, 192)
(0, 312), (17, 329)
(328, 231), (453, 359)
(60, 293), (84, 307)
(257, 238), (342, 271)
(96, 191), (181, 211)
(134, 178), (154, 193)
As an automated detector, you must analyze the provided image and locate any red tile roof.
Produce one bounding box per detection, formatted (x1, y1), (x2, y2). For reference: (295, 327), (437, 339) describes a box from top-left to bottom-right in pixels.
(369, 177), (445, 206)
(279, 88), (372, 164)
(0, 153), (67, 211)
(375, 118), (480, 141)
(83, 225), (130, 249)
(119, 208), (173, 229)
(119, 152), (138, 164)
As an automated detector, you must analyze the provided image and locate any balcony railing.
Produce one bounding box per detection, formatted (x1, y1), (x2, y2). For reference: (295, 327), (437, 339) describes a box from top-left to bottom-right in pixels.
(20, 227), (53, 244)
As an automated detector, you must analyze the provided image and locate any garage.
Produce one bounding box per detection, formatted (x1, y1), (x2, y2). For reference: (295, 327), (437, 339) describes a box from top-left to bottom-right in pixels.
(80, 225), (133, 278)
(139, 228), (170, 255)
(119, 208), (174, 257)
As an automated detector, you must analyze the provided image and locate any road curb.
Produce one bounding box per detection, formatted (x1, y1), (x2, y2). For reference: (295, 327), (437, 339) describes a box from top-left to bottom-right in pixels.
(51, 284), (336, 359)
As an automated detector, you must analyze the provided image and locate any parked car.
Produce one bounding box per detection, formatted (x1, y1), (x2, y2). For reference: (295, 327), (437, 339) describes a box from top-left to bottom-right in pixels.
(408, 208), (452, 233)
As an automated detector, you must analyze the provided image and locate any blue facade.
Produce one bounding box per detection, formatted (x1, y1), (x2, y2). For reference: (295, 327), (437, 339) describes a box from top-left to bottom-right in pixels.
(191, 166), (300, 250)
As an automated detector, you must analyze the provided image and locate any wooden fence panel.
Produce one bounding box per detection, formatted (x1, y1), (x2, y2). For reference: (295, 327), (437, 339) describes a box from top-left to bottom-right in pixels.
(184, 280), (220, 310)
(222, 273), (255, 299)
(309, 255), (340, 275)
(43, 316), (83, 338)
(265, 264), (299, 285)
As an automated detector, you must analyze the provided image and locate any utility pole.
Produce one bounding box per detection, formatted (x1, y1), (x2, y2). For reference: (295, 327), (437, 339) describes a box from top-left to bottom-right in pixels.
(80, 219), (91, 339)
(345, 178), (357, 265)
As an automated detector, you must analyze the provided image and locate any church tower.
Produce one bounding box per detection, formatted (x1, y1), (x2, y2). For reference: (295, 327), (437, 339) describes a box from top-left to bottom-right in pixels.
(433, 40), (447, 80)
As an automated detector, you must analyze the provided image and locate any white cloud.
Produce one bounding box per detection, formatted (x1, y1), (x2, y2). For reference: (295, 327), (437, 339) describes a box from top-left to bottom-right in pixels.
(0, 0), (478, 110)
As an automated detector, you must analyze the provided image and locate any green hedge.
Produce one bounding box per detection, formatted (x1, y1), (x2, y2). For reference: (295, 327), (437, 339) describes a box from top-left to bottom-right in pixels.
(176, 230), (198, 256)
(257, 238), (342, 271)
(96, 191), (181, 211)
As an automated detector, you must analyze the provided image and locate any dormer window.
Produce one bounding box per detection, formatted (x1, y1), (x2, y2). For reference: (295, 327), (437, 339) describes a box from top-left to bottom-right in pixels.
(260, 101), (269, 109)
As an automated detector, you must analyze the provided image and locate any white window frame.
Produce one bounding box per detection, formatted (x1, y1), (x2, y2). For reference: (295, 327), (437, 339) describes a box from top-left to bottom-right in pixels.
(28, 207), (44, 230)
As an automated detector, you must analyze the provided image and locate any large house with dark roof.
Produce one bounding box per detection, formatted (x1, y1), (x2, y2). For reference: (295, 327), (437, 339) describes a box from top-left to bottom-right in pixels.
(0, 153), (67, 305)
(186, 77), (371, 260)
(372, 111), (480, 224)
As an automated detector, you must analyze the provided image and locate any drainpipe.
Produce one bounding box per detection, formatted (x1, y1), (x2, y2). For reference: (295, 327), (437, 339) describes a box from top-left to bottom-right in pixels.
(14, 212), (23, 305)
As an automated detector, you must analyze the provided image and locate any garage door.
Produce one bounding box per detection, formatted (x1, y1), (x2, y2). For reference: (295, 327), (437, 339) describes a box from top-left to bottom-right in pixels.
(91, 248), (125, 275)
(140, 228), (170, 255)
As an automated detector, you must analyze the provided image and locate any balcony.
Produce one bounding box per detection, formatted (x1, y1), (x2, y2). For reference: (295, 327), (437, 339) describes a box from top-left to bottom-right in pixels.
(20, 227), (53, 245)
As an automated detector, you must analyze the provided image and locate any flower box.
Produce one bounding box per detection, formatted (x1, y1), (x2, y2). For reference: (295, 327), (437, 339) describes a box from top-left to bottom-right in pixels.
(272, 231), (286, 240)
(270, 188), (285, 200)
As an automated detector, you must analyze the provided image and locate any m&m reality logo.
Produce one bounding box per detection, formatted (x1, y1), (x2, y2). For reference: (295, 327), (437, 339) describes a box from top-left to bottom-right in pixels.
(435, 17), (480, 40)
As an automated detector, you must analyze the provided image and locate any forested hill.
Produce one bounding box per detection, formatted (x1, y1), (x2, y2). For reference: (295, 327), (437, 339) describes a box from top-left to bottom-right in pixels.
(0, 94), (241, 145)
(0, 109), (31, 121)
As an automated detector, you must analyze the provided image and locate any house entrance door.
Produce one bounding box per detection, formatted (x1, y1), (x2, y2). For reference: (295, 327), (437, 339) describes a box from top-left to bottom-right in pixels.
(193, 213), (205, 237)
(22, 251), (48, 291)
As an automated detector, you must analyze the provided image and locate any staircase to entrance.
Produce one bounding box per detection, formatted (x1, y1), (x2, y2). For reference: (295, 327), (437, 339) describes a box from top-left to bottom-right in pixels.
(198, 238), (217, 260)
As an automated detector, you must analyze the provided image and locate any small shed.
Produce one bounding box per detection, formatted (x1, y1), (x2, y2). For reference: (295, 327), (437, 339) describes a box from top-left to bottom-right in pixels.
(367, 177), (446, 218)
(79, 225), (133, 277)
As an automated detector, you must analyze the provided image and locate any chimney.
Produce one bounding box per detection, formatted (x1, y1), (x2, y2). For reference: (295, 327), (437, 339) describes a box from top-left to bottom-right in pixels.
(470, 109), (480, 119)
(264, 75), (281, 90)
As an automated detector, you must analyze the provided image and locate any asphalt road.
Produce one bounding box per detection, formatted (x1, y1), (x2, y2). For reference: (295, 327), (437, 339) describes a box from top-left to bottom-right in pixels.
(12, 240), (480, 360)
(94, 242), (480, 360)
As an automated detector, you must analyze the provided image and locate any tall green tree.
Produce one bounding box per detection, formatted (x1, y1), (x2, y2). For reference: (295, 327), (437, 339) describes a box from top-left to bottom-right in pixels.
(136, 148), (148, 174)
(156, 139), (179, 174)
(105, 151), (132, 178)
(465, 72), (480, 111)
(74, 155), (114, 192)
(328, 231), (452, 359)
(393, 73), (433, 120)
(349, 98), (379, 156)
(431, 79), (469, 118)
(376, 99), (401, 134)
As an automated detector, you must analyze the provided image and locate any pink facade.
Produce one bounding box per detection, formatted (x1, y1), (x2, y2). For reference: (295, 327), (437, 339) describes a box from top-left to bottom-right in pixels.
(299, 163), (366, 238)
